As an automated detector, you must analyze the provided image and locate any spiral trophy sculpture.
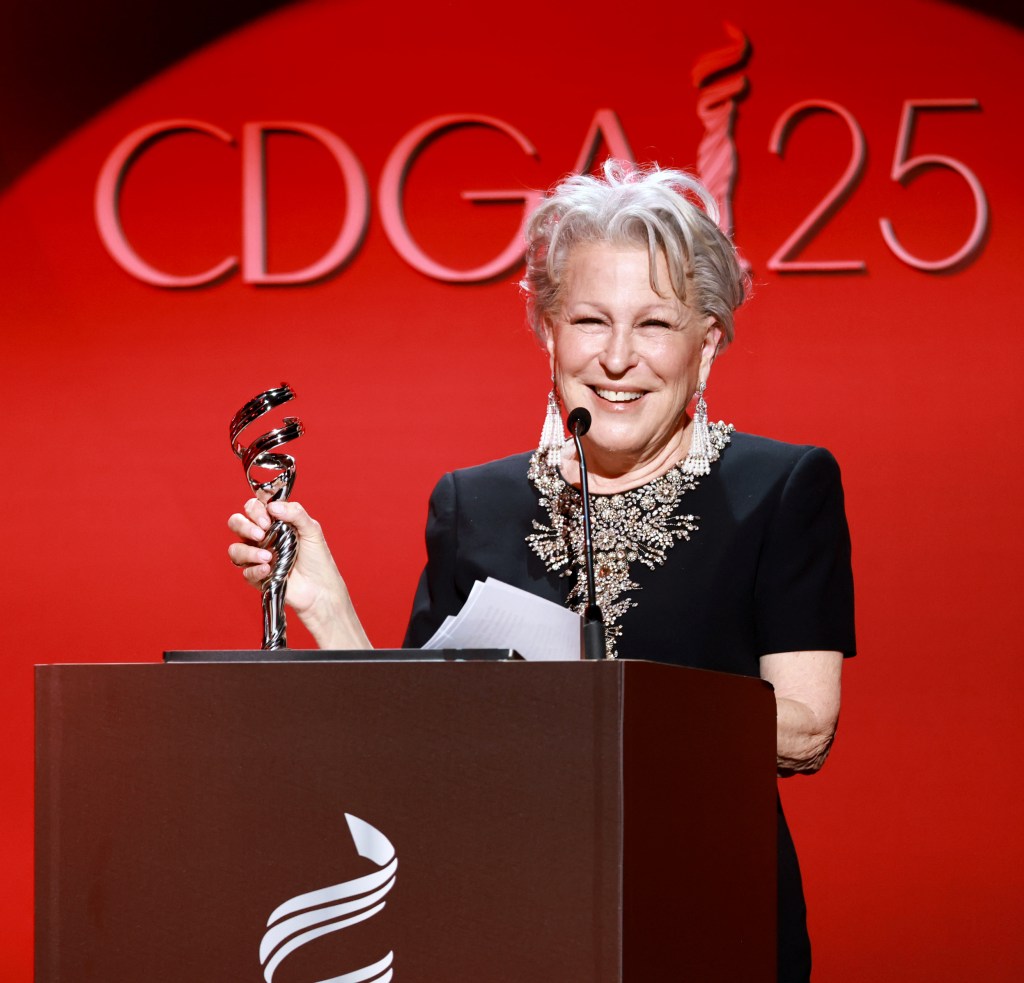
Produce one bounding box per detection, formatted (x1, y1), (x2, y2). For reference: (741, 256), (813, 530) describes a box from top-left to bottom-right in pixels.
(230, 384), (304, 650)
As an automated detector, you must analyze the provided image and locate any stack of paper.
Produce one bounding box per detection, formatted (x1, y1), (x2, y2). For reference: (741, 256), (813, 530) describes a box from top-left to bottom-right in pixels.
(421, 578), (582, 661)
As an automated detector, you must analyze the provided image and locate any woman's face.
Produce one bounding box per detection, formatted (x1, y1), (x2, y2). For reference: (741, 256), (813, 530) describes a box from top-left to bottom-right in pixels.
(544, 241), (722, 476)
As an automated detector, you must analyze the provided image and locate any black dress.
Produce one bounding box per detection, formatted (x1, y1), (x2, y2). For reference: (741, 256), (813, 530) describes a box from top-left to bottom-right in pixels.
(404, 431), (856, 982)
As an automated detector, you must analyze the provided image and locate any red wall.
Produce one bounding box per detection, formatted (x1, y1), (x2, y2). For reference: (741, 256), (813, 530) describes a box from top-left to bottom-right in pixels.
(4, 0), (1022, 978)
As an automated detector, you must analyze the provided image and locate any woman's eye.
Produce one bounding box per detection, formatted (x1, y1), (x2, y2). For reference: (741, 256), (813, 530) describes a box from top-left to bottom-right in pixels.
(639, 319), (673, 330)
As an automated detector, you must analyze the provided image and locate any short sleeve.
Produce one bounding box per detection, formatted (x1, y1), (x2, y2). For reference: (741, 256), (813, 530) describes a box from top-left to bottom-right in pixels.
(403, 472), (463, 647)
(754, 446), (856, 657)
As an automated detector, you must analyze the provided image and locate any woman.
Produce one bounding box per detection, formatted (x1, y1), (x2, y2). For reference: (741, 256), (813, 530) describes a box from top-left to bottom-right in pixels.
(229, 161), (855, 981)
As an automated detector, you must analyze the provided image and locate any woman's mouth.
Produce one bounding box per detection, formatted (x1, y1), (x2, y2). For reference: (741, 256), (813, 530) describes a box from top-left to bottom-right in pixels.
(592, 386), (644, 403)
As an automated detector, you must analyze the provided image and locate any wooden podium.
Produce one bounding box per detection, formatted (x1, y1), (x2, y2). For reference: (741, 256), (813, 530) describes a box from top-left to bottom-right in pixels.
(36, 659), (777, 981)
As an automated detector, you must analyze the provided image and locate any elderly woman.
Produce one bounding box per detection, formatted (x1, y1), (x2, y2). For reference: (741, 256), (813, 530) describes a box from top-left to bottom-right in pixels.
(228, 162), (855, 982)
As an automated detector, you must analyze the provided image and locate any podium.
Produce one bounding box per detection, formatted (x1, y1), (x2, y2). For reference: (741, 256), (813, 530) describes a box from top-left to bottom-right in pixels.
(36, 659), (777, 981)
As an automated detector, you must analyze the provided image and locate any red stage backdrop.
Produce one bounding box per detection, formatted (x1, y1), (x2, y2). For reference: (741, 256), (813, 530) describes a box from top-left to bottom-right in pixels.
(3, 0), (1021, 979)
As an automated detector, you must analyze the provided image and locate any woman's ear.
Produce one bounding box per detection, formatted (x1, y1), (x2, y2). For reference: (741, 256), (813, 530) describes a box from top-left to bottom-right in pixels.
(699, 321), (724, 381)
(542, 318), (556, 373)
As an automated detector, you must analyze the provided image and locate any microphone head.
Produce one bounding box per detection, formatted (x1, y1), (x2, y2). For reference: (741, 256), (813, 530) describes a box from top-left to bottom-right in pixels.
(567, 407), (592, 437)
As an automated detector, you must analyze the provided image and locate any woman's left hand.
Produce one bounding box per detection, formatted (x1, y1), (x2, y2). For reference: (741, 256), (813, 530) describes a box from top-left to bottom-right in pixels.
(760, 650), (843, 775)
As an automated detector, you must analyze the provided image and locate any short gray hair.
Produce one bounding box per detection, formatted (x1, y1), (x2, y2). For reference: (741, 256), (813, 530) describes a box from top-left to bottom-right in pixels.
(520, 160), (747, 345)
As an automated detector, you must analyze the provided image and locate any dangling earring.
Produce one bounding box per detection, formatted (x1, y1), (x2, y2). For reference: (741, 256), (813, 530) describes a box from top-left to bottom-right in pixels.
(538, 387), (564, 468)
(682, 381), (712, 476)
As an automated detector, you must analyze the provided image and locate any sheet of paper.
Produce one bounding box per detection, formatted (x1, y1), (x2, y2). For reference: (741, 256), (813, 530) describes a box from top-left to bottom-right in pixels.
(421, 577), (581, 661)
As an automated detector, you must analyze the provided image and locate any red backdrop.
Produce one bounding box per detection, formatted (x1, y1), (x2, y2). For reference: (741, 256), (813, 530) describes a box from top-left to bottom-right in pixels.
(4, 0), (1022, 978)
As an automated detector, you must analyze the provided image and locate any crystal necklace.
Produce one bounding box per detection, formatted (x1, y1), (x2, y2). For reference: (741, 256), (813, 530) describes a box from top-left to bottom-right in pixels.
(526, 422), (733, 658)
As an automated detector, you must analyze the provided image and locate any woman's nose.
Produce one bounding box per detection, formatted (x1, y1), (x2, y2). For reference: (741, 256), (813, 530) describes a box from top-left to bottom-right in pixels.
(599, 325), (639, 375)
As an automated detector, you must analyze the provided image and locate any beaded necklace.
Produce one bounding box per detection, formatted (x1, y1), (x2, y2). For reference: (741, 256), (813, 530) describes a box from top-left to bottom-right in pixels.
(526, 422), (733, 658)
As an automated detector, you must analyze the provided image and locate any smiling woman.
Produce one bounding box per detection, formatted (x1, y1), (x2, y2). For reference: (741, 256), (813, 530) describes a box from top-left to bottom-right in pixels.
(542, 241), (722, 489)
(523, 163), (746, 490)
(228, 161), (855, 983)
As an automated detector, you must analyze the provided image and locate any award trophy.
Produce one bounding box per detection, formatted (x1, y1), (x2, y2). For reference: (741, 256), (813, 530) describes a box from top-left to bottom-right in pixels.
(229, 384), (304, 650)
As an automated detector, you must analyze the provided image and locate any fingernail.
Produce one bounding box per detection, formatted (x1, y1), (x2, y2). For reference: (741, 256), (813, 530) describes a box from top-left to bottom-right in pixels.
(267, 501), (285, 515)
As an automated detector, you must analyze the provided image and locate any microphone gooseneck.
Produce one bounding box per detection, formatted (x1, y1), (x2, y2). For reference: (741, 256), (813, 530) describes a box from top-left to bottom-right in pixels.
(567, 408), (607, 661)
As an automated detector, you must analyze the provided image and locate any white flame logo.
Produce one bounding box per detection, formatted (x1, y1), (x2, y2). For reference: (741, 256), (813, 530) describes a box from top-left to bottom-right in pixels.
(259, 814), (397, 983)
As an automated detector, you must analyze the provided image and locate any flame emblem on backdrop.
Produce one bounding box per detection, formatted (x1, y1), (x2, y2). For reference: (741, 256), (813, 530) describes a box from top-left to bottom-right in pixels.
(259, 814), (397, 983)
(692, 22), (751, 248)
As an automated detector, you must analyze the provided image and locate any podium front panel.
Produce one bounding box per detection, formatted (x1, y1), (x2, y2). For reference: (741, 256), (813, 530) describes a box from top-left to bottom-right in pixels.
(36, 660), (775, 981)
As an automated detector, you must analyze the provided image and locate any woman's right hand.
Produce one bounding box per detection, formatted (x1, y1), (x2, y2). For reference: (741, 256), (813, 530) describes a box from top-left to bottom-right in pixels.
(227, 499), (372, 650)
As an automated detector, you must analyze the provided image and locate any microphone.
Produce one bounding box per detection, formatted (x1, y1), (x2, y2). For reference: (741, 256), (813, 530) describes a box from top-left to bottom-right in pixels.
(566, 407), (591, 437)
(567, 408), (607, 661)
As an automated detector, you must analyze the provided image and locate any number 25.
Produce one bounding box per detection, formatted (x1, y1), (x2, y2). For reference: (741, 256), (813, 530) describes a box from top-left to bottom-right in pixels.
(768, 99), (988, 273)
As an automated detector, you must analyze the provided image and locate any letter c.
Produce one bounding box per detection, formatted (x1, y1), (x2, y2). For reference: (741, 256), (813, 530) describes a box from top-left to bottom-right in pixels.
(95, 120), (238, 288)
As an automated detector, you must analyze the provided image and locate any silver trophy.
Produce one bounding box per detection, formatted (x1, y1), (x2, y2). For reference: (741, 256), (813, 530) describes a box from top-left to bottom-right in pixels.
(230, 384), (304, 650)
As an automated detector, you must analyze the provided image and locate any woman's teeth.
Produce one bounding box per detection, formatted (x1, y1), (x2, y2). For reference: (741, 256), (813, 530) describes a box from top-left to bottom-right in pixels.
(594, 388), (642, 402)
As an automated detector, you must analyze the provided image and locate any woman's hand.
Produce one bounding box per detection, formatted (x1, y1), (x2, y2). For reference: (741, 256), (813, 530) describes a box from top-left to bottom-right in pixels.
(227, 499), (372, 650)
(760, 650), (843, 776)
